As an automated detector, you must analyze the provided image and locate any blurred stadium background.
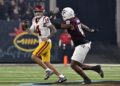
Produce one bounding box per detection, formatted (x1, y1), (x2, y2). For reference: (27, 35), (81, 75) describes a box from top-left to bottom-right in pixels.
(0, 0), (120, 86)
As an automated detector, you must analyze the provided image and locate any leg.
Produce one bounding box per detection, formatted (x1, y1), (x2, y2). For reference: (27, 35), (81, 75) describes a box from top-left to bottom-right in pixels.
(44, 62), (67, 83)
(71, 60), (91, 84)
(32, 41), (52, 79)
(78, 63), (104, 78)
(31, 55), (48, 69)
(71, 42), (104, 84)
(71, 43), (92, 84)
(44, 62), (62, 76)
(42, 50), (60, 76)
(43, 50), (67, 83)
(32, 41), (50, 70)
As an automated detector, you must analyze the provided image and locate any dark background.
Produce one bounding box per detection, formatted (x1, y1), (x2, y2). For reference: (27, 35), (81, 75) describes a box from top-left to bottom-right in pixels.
(57, 0), (116, 44)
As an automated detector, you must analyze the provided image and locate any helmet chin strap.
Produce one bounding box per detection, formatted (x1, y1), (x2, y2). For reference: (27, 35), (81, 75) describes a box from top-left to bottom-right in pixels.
(34, 14), (43, 19)
(34, 12), (43, 18)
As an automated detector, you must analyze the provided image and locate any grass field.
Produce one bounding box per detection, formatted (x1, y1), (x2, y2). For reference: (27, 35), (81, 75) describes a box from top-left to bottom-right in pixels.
(0, 64), (120, 86)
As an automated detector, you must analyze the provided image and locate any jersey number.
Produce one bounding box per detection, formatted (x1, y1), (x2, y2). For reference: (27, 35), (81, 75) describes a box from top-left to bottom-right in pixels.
(35, 25), (41, 36)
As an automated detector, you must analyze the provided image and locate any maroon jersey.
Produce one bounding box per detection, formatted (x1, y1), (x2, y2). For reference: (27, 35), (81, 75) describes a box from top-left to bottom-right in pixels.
(64, 17), (89, 46)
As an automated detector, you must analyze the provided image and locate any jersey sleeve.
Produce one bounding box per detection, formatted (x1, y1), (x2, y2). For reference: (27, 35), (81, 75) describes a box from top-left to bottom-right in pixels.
(43, 16), (52, 27)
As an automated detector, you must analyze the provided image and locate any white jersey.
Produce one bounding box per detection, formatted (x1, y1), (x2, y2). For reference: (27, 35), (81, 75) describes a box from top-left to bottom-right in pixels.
(29, 16), (52, 42)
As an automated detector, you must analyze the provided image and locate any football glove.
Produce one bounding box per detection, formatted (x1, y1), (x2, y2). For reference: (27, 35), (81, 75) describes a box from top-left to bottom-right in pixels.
(91, 28), (99, 33)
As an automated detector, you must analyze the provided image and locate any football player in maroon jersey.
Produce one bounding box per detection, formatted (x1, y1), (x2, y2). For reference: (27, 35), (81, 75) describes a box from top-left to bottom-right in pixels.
(60, 7), (104, 84)
(51, 7), (104, 84)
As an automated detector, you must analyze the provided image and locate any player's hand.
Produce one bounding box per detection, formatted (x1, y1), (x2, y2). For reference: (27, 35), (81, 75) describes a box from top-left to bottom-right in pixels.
(41, 37), (48, 41)
(21, 20), (30, 31)
(91, 28), (99, 33)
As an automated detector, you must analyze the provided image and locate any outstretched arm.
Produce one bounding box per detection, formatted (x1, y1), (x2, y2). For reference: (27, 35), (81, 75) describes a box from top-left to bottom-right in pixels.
(81, 23), (95, 32)
(61, 23), (74, 29)
(51, 18), (74, 29)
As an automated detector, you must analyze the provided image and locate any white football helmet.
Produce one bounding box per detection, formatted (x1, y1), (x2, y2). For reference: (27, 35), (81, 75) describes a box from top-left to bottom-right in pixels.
(61, 7), (75, 21)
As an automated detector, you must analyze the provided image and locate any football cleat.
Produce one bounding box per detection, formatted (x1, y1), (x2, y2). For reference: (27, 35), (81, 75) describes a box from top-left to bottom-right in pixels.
(82, 79), (92, 84)
(44, 70), (53, 80)
(56, 77), (67, 83)
(94, 65), (104, 78)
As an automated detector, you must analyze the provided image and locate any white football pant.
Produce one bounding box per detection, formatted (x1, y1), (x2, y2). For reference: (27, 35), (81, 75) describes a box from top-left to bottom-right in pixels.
(71, 42), (91, 63)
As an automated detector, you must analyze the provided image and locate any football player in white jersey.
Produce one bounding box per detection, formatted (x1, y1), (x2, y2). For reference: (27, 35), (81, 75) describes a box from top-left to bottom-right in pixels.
(22, 5), (67, 83)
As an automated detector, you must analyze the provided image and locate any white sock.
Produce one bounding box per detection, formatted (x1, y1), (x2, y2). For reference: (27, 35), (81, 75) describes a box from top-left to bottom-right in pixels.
(45, 68), (51, 71)
(59, 74), (64, 78)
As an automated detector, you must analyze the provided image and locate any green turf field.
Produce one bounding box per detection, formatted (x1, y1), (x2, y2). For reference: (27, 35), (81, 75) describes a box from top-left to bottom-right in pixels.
(0, 64), (120, 86)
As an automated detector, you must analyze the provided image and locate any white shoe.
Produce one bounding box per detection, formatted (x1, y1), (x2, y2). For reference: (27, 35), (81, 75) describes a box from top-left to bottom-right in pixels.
(56, 77), (67, 83)
(44, 70), (53, 80)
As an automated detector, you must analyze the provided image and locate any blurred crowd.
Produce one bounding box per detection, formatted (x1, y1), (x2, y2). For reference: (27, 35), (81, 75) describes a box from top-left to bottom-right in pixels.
(0, 0), (36, 22)
(0, 0), (62, 22)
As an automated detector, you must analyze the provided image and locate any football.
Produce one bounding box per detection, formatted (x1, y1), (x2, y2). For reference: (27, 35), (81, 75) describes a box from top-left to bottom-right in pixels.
(21, 20), (30, 31)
